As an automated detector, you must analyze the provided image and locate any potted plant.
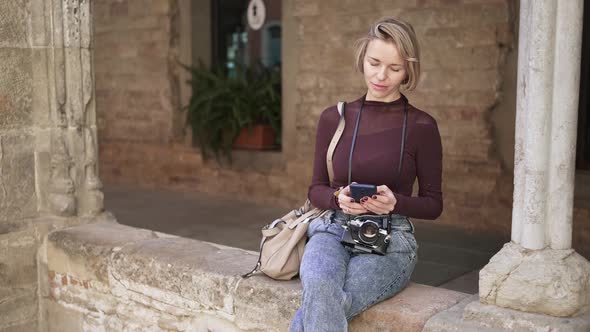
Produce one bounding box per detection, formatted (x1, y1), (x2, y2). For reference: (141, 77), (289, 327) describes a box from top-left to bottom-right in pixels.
(183, 61), (281, 162)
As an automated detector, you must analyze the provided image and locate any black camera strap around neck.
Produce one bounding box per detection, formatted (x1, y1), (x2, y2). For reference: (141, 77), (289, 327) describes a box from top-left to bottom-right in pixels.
(347, 95), (408, 188)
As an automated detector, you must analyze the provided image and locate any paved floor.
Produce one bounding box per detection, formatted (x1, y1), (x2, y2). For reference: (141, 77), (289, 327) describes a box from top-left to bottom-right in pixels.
(104, 184), (509, 294)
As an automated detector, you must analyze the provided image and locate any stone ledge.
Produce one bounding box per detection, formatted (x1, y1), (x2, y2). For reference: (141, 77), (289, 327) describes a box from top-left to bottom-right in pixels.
(423, 294), (590, 332)
(42, 222), (468, 331)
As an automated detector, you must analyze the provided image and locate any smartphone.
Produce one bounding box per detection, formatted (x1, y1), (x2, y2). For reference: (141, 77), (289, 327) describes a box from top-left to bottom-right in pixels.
(349, 183), (377, 202)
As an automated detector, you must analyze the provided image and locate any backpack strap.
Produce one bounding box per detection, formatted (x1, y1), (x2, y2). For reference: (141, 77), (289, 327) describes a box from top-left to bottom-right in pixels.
(326, 101), (346, 185)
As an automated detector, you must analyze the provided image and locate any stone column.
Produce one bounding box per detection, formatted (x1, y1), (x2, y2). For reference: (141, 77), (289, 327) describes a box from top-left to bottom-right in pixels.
(480, 0), (590, 317)
(33, 0), (104, 217)
(1, 0), (108, 330)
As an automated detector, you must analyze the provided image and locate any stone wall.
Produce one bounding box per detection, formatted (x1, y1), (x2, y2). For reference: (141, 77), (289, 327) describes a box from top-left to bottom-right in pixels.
(42, 222), (468, 332)
(94, 0), (590, 256)
(0, 1), (106, 330)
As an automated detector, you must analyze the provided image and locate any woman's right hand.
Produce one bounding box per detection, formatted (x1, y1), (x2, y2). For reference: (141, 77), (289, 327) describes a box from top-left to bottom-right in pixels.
(337, 184), (369, 215)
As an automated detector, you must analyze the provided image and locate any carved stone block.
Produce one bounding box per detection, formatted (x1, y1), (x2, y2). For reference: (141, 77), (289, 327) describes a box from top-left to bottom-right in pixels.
(0, 133), (37, 223)
(0, 0), (30, 48)
(0, 48), (33, 129)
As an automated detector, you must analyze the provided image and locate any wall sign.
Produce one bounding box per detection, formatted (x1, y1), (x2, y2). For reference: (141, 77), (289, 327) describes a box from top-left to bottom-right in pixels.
(247, 0), (266, 31)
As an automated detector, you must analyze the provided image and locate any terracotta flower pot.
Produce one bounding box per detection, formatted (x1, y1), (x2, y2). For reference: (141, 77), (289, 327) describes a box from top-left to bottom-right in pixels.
(233, 124), (276, 150)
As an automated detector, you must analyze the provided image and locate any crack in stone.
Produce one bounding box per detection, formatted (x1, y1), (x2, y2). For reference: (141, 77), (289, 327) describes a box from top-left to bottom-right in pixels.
(483, 259), (524, 303)
(107, 248), (202, 313)
(107, 267), (228, 320)
(0, 137), (6, 211)
(0, 286), (36, 305)
(561, 249), (576, 261)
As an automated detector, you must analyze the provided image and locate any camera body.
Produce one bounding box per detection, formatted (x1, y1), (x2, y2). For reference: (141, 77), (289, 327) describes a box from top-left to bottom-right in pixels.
(341, 217), (391, 255)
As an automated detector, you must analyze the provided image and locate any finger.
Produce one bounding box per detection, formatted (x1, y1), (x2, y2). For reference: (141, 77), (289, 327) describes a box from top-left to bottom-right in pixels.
(351, 207), (369, 215)
(362, 198), (385, 210)
(339, 199), (359, 210)
(338, 193), (354, 205)
(363, 196), (395, 214)
(361, 200), (388, 214)
(360, 203), (383, 215)
(376, 185), (392, 195)
(348, 201), (367, 209)
(367, 194), (391, 208)
(341, 186), (351, 195)
(367, 194), (386, 203)
(345, 202), (365, 212)
(349, 202), (367, 210)
(342, 204), (367, 214)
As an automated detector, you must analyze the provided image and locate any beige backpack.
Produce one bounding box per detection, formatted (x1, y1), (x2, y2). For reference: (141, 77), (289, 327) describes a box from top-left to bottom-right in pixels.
(242, 101), (347, 280)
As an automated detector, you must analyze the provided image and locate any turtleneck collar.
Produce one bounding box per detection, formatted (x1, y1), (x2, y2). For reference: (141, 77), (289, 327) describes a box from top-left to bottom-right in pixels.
(356, 93), (407, 107)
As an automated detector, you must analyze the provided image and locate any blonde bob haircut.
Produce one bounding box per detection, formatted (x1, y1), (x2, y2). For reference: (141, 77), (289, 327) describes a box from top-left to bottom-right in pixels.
(354, 17), (421, 91)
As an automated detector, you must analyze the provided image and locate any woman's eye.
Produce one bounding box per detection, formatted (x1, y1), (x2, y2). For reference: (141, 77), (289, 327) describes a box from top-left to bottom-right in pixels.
(370, 63), (378, 67)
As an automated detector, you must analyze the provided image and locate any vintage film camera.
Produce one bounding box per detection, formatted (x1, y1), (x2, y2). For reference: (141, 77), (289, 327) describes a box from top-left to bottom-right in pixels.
(341, 216), (391, 255)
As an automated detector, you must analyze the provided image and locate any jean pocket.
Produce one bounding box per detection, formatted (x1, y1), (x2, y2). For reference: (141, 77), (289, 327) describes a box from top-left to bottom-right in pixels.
(306, 217), (324, 237)
(307, 215), (343, 238)
(387, 231), (418, 254)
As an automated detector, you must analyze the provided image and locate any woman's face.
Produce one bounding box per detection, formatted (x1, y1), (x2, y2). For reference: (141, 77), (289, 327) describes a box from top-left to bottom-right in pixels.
(363, 39), (407, 102)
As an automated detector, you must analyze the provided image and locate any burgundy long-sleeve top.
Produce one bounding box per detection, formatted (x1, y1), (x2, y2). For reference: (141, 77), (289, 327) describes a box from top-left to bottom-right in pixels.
(308, 94), (443, 220)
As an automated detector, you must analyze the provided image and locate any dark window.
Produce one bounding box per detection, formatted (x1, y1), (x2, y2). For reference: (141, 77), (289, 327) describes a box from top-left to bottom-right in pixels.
(209, 0), (283, 150)
(211, 0), (282, 74)
(577, 3), (590, 169)
(211, 0), (249, 75)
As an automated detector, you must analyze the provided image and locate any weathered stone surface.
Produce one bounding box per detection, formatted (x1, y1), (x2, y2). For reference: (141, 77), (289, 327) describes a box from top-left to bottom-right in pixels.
(464, 300), (590, 332)
(1, 320), (38, 332)
(480, 242), (590, 317)
(424, 294), (590, 332)
(46, 302), (83, 332)
(423, 295), (507, 332)
(47, 222), (159, 282)
(0, 0), (30, 48)
(349, 283), (469, 332)
(109, 236), (256, 312)
(0, 133), (37, 224)
(0, 287), (38, 330)
(0, 217), (115, 332)
(31, 48), (52, 128)
(0, 228), (38, 287)
(0, 48), (33, 129)
(44, 222), (470, 332)
(1, 0), (105, 331)
(234, 275), (302, 331)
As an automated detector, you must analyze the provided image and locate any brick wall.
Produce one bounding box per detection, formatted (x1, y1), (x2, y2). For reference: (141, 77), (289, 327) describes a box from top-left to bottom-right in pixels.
(95, 0), (590, 257)
(95, 0), (181, 146)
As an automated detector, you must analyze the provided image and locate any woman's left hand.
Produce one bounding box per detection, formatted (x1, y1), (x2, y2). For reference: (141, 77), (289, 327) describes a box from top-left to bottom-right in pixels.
(360, 185), (397, 215)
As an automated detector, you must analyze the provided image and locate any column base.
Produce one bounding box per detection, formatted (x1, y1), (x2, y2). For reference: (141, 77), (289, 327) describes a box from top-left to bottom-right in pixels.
(423, 294), (590, 332)
(479, 242), (590, 317)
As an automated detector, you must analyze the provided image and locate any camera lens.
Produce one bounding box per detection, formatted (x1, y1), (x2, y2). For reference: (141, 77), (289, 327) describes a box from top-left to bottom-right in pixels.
(359, 221), (380, 244)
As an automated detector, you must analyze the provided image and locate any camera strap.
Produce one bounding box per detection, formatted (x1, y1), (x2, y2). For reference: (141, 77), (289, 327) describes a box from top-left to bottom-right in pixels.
(347, 95), (409, 188)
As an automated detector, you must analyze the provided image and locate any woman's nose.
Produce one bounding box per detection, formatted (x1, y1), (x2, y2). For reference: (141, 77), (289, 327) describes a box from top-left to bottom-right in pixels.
(376, 68), (387, 81)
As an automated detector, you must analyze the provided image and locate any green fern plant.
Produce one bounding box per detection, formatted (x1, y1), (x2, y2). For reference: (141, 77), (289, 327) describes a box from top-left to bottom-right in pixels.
(182, 62), (281, 162)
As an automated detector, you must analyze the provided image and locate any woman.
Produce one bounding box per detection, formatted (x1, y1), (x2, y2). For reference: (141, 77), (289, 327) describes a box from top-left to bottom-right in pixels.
(290, 17), (443, 331)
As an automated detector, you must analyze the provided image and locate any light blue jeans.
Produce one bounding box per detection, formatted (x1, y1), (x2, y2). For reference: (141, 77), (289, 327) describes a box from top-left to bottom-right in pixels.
(289, 210), (418, 332)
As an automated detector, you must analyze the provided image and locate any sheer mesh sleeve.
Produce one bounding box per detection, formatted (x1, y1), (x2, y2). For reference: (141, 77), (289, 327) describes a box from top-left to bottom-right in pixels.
(392, 114), (443, 219)
(307, 107), (341, 210)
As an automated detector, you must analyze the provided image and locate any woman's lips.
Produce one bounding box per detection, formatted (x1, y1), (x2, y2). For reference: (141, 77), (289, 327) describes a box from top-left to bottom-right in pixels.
(371, 82), (388, 91)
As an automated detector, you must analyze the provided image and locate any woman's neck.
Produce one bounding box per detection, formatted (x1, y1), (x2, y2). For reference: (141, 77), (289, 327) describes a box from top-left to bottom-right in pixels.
(365, 90), (401, 103)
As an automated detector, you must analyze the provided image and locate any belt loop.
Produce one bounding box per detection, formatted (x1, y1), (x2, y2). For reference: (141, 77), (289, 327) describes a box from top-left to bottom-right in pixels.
(408, 218), (415, 234)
